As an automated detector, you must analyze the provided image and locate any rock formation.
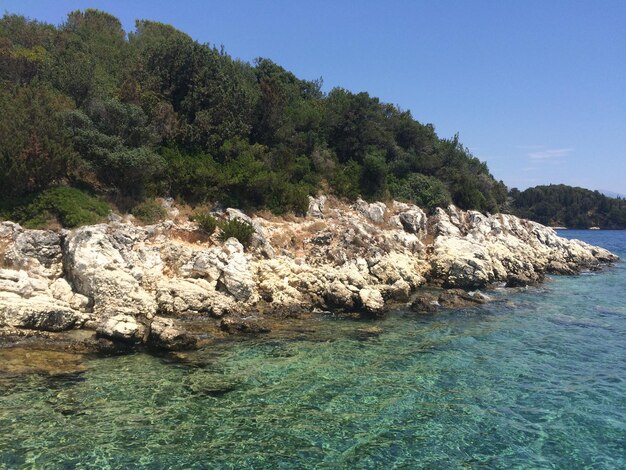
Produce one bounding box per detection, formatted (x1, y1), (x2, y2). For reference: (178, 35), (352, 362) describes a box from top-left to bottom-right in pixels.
(0, 197), (618, 350)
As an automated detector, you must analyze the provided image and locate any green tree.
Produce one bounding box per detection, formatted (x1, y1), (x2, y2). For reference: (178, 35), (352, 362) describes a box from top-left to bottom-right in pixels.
(0, 84), (76, 197)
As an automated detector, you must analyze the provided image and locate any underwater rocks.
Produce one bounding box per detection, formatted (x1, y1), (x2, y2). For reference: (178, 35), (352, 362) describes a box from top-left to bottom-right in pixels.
(409, 289), (490, 314)
(220, 316), (271, 335)
(0, 199), (618, 351)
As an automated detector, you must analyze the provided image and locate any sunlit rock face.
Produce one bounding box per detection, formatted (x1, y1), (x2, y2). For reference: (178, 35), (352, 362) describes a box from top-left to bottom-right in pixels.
(0, 198), (618, 350)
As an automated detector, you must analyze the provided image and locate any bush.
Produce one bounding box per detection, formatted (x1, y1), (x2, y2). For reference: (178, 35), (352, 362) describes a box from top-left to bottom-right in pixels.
(191, 211), (218, 235)
(389, 173), (451, 211)
(218, 219), (255, 247)
(17, 186), (110, 228)
(131, 199), (167, 224)
(360, 151), (387, 198)
(330, 161), (362, 200)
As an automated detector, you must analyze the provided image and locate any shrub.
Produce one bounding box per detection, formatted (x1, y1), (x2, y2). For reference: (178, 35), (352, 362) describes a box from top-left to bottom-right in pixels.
(360, 151), (388, 198)
(218, 219), (255, 247)
(191, 211), (218, 235)
(389, 173), (451, 212)
(330, 161), (362, 200)
(18, 186), (110, 228)
(131, 199), (167, 224)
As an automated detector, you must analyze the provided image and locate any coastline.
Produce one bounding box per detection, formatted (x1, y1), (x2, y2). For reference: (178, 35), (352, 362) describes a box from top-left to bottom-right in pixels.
(0, 196), (618, 355)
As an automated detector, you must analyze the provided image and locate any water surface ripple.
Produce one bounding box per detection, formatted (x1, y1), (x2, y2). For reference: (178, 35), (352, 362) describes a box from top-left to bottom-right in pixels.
(1, 231), (625, 468)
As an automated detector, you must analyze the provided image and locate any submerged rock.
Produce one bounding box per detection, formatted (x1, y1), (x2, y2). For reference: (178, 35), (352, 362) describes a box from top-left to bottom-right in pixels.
(220, 316), (271, 335)
(0, 347), (88, 375)
(438, 289), (489, 308)
(355, 326), (384, 339)
(410, 294), (440, 314)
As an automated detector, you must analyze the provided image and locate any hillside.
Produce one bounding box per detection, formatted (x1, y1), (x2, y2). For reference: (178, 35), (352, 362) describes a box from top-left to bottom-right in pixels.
(509, 185), (626, 229)
(0, 9), (507, 227)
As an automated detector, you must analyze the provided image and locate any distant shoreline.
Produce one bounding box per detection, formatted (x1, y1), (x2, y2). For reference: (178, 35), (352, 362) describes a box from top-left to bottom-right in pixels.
(553, 227), (626, 230)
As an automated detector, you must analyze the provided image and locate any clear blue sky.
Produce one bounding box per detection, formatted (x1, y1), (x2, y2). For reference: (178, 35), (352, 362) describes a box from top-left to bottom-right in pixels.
(2, 0), (625, 194)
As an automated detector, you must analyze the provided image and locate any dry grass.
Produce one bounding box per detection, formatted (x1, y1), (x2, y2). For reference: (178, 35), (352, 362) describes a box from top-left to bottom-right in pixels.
(175, 202), (197, 223)
(168, 228), (213, 245)
(253, 209), (279, 222)
(280, 212), (302, 223)
(269, 227), (299, 250)
(303, 220), (327, 233)
(420, 231), (436, 246)
(324, 196), (351, 212)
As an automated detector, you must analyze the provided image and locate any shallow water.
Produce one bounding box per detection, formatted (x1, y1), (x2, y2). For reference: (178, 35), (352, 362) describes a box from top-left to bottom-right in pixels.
(1, 231), (625, 469)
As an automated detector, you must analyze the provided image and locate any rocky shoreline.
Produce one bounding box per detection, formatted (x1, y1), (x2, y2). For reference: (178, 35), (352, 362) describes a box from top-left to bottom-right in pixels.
(0, 196), (618, 354)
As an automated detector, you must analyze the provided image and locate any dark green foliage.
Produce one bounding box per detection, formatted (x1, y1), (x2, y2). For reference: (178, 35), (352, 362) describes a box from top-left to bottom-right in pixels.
(191, 211), (218, 235)
(63, 101), (164, 197)
(389, 174), (451, 211)
(330, 161), (362, 200)
(131, 199), (166, 224)
(360, 151), (388, 199)
(0, 9), (511, 225)
(218, 219), (255, 247)
(13, 186), (110, 228)
(0, 84), (77, 197)
(510, 185), (626, 229)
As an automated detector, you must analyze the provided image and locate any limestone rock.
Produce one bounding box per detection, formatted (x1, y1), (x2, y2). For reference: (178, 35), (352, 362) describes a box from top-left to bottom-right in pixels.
(398, 207), (427, 235)
(63, 226), (157, 319)
(438, 289), (489, 308)
(354, 199), (387, 224)
(49, 278), (90, 311)
(179, 248), (224, 284)
(307, 195), (327, 219)
(148, 316), (197, 350)
(358, 287), (385, 315)
(156, 278), (234, 317)
(3, 229), (63, 278)
(97, 314), (147, 343)
(218, 238), (257, 302)
(0, 291), (84, 331)
(380, 279), (411, 302)
(324, 280), (355, 309)
(431, 237), (495, 288)
(0, 196), (619, 350)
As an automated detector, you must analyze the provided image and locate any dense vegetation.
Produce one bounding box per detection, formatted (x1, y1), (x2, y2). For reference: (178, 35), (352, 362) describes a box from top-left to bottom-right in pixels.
(0, 9), (508, 227)
(509, 185), (626, 229)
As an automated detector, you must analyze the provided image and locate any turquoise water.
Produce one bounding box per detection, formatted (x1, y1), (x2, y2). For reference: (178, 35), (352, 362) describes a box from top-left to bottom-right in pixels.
(1, 231), (625, 469)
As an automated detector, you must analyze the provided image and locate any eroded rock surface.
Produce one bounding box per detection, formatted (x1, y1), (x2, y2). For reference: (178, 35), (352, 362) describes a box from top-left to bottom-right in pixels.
(0, 199), (618, 350)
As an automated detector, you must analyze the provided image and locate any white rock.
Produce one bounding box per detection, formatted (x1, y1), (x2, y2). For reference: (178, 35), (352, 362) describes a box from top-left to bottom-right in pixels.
(0, 291), (85, 331)
(359, 288), (385, 314)
(307, 195), (327, 218)
(98, 314), (146, 342)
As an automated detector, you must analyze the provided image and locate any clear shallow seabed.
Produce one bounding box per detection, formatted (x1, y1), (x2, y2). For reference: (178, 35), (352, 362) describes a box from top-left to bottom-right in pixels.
(1, 231), (625, 469)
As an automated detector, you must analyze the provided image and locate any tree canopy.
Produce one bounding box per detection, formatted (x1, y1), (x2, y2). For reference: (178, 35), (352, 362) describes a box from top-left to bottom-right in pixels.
(1, 9), (510, 223)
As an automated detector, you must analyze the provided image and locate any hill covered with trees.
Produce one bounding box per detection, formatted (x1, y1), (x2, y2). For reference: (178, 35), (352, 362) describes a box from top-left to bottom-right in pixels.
(0, 9), (508, 226)
(509, 185), (626, 229)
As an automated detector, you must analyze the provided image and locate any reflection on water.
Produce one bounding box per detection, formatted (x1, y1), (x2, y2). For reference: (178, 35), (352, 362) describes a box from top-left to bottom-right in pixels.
(1, 231), (625, 469)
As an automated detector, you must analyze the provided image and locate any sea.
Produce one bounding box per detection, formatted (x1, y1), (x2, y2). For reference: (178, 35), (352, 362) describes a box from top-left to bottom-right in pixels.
(1, 230), (625, 469)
